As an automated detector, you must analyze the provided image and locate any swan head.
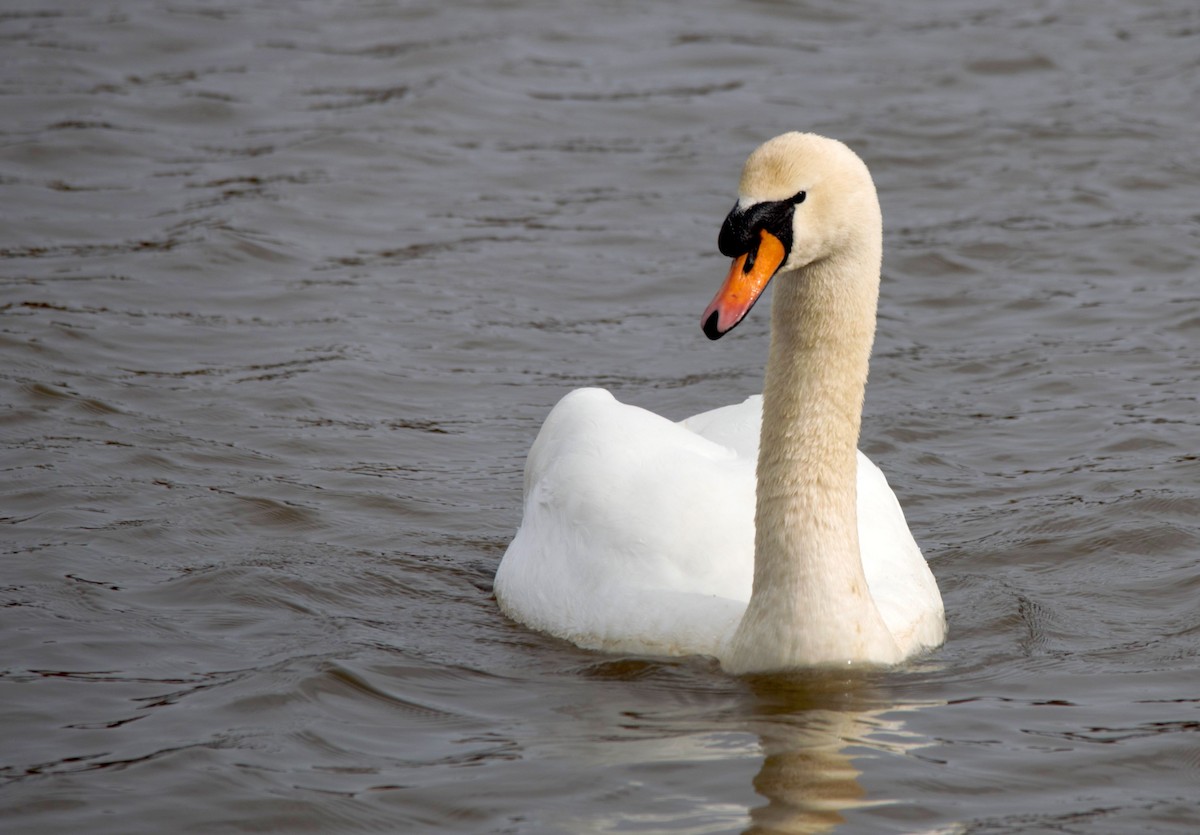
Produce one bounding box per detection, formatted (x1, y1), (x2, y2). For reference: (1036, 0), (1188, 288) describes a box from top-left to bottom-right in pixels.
(702, 132), (881, 340)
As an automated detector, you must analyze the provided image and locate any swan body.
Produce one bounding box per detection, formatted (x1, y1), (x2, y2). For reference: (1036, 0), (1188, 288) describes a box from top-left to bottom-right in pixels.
(495, 133), (945, 673)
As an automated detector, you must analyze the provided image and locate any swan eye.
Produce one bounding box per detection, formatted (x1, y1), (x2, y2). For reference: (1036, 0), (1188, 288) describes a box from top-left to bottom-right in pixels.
(791, 191), (806, 205)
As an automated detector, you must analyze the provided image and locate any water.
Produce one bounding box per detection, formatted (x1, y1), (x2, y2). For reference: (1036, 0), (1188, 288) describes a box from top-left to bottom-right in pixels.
(2, 0), (1197, 831)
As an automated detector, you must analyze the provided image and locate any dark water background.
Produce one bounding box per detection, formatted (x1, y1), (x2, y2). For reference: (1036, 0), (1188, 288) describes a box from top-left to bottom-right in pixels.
(2, 1), (1198, 832)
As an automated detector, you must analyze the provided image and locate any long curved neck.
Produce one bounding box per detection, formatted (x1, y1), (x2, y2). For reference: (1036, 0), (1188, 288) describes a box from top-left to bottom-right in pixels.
(726, 227), (902, 673)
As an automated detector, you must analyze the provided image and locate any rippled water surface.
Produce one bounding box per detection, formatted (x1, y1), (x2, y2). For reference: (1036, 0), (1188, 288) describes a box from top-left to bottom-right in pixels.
(2, 1), (1199, 832)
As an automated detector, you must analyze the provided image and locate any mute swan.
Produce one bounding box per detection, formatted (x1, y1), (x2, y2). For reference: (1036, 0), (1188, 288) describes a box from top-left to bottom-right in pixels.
(495, 132), (945, 673)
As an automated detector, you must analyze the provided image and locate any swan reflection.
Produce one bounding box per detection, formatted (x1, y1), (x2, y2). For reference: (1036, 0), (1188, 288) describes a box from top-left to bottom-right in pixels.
(742, 671), (936, 834)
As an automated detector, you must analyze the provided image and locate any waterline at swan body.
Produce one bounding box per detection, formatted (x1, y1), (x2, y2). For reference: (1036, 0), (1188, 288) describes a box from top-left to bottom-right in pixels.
(495, 133), (946, 673)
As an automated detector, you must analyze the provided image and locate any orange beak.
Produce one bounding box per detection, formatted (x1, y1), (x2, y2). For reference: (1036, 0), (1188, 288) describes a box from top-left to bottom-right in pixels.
(701, 229), (787, 340)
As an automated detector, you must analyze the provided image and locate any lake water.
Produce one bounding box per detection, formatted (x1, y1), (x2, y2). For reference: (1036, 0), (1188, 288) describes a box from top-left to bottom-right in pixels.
(2, 1), (1198, 832)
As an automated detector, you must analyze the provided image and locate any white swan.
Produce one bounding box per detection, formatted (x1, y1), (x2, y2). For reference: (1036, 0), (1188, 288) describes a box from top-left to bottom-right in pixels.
(495, 132), (945, 673)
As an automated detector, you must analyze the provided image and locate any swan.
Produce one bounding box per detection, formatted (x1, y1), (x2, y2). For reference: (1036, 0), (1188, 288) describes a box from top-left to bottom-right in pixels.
(495, 132), (945, 673)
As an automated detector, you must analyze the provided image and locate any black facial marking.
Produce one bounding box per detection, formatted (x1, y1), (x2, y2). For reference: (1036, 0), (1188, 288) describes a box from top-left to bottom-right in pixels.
(716, 188), (805, 261)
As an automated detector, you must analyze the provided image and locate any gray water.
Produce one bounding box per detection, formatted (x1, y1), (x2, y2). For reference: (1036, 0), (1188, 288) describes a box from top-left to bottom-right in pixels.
(2, 1), (1198, 832)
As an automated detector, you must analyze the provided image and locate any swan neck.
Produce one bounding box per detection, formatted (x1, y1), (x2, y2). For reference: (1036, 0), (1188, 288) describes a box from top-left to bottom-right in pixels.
(726, 239), (900, 671)
(760, 252), (878, 504)
(758, 253), (877, 586)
